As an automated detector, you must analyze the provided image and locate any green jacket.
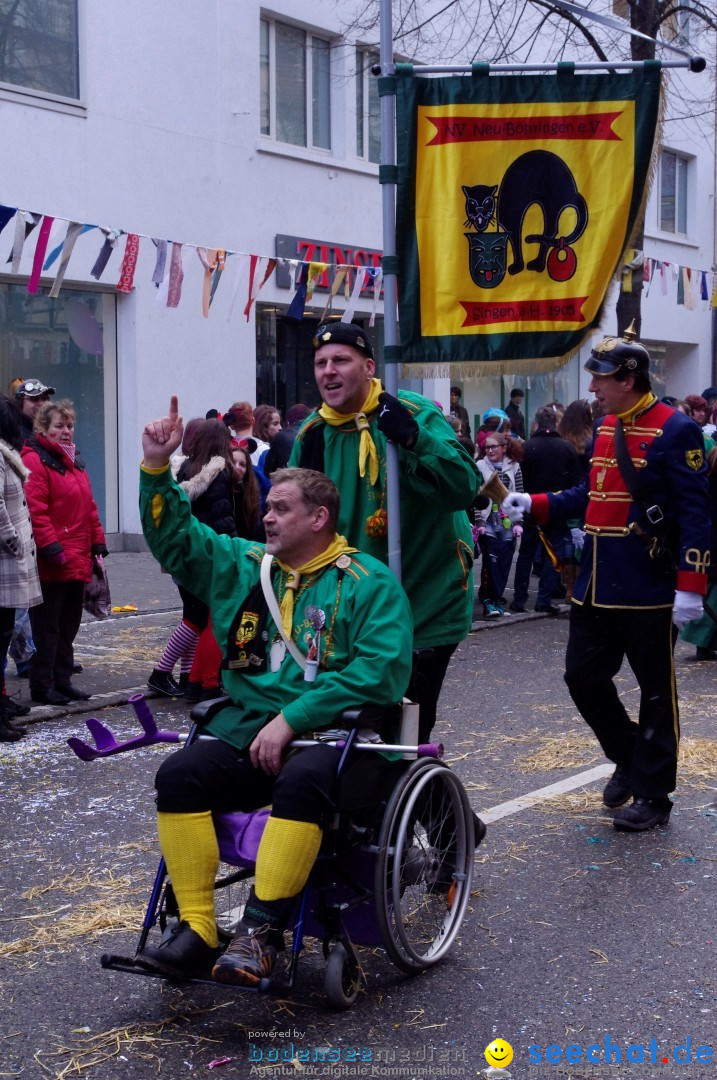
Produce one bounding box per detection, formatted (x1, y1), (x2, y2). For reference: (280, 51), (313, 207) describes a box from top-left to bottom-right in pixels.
(140, 467), (413, 749)
(290, 391), (480, 648)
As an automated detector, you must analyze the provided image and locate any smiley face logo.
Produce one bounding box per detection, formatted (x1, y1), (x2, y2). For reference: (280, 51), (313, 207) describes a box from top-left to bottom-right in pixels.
(484, 1039), (514, 1068)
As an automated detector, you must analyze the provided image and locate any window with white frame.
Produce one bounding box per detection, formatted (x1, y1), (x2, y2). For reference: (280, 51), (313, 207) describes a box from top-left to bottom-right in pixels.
(260, 17), (331, 151)
(356, 48), (380, 163)
(659, 149), (689, 235)
(0, 0), (79, 100)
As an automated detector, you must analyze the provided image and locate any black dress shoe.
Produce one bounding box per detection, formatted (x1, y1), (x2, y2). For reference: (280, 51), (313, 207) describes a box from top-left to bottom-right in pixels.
(136, 921), (220, 979)
(535, 603), (561, 615)
(695, 646), (717, 661)
(56, 684), (91, 701)
(613, 796), (672, 832)
(509, 601), (526, 613)
(603, 764), (631, 808)
(73, 663), (83, 674)
(31, 688), (70, 706)
(3, 696), (31, 717)
(147, 669), (183, 697)
(0, 718), (23, 741)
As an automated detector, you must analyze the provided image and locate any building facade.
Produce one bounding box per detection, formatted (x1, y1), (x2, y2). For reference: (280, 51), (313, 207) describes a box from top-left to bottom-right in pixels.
(0, 1), (713, 543)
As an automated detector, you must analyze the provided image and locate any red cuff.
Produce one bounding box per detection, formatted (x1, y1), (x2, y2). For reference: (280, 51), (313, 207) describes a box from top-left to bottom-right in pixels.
(531, 493), (550, 524)
(676, 570), (708, 595)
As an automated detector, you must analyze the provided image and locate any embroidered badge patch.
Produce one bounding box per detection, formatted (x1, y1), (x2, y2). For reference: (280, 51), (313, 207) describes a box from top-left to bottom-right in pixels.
(686, 448), (703, 471)
(235, 611), (260, 648)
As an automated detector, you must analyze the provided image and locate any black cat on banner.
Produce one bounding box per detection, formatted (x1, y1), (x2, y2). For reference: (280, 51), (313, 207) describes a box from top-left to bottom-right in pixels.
(463, 149), (589, 289)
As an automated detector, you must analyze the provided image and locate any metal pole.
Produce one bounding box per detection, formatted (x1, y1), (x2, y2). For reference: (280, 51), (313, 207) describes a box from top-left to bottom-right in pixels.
(379, 0), (402, 580)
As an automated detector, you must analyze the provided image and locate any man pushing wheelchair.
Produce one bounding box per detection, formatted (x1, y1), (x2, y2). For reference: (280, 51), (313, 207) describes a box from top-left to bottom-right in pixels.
(137, 397), (414, 985)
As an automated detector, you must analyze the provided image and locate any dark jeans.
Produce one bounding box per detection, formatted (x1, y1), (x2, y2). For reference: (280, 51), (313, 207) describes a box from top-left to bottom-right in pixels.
(564, 597), (679, 798)
(513, 524), (568, 609)
(29, 581), (84, 691)
(477, 534), (514, 604)
(0, 606), (15, 691)
(407, 642), (458, 743)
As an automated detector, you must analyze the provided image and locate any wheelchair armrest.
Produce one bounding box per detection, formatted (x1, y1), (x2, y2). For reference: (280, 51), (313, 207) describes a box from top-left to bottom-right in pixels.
(189, 696), (233, 726)
(338, 703), (402, 730)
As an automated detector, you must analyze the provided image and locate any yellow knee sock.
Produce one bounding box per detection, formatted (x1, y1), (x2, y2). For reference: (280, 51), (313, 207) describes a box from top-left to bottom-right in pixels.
(157, 811), (219, 948)
(254, 817), (322, 901)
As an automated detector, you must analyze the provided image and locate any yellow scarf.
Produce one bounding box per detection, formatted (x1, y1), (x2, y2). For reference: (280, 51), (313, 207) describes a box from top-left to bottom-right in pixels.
(319, 378), (383, 485)
(617, 392), (655, 423)
(276, 533), (356, 637)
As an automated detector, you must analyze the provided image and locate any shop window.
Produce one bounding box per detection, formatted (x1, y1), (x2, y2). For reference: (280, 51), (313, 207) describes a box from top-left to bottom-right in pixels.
(0, 282), (116, 529)
(260, 17), (331, 150)
(659, 149), (689, 235)
(0, 0), (79, 100)
(356, 48), (380, 164)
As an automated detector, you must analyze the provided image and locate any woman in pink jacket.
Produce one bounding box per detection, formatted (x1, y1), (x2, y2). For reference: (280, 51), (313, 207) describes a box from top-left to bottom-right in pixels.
(22, 400), (107, 706)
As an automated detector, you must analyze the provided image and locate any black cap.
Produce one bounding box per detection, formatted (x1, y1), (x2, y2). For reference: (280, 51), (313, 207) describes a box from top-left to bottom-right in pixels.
(701, 387), (717, 401)
(312, 322), (374, 360)
(584, 321), (650, 377)
(15, 378), (55, 399)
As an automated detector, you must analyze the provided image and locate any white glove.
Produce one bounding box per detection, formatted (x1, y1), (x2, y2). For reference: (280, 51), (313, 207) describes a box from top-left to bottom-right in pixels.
(570, 527), (586, 551)
(501, 492), (531, 523)
(672, 590), (703, 629)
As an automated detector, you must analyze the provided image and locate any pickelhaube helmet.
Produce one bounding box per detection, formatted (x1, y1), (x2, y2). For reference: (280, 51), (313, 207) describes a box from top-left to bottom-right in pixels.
(584, 321), (650, 377)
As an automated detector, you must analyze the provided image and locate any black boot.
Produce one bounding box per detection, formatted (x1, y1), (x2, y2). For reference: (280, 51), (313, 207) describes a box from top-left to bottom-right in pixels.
(135, 921), (220, 979)
(147, 669), (183, 697)
(0, 716), (23, 742)
(55, 683), (91, 701)
(603, 764), (631, 809)
(613, 796), (672, 832)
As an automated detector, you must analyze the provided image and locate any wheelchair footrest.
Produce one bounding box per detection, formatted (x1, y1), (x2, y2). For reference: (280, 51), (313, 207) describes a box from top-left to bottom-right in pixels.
(100, 952), (273, 992)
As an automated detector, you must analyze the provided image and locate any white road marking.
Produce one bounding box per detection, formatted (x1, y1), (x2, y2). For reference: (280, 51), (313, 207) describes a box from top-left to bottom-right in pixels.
(480, 763), (613, 823)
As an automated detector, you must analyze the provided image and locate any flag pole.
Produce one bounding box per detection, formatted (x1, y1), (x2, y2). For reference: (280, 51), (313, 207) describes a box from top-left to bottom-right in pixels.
(378, 0), (402, 580)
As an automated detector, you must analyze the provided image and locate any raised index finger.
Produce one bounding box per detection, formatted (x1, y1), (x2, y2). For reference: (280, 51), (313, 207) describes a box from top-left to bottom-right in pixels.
(168, 395), (179, 422)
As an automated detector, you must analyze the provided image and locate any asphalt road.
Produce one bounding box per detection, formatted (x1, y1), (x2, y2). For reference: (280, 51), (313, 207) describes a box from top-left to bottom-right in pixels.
(1, 611), (716, 1080)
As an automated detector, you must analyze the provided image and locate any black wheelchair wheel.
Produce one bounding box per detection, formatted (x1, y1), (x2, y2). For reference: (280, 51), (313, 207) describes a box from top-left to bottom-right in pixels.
(325, 943), (360, 1010)
(374, 758), (474, 973)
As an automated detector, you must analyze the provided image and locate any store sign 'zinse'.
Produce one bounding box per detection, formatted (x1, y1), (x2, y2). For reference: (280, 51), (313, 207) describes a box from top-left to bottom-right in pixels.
(275, 235), (382, 292)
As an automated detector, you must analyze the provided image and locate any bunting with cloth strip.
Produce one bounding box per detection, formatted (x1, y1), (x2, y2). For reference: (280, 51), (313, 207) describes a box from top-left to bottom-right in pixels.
(395, 64), (663, 372)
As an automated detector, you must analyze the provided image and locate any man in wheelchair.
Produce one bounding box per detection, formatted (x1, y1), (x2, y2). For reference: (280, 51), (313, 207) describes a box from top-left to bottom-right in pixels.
(137, 397), (413, 986)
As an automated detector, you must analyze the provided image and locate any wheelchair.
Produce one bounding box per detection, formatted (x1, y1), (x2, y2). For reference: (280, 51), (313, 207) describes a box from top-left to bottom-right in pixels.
(71, 694), (476, 1010)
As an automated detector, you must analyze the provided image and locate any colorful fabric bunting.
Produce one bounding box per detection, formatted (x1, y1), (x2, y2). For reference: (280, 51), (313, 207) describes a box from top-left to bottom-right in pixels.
(91, 229), (121, 280)
(116, 233), (140, 293)
(27, 215), (55, 294)
(151, 239), (168, 285)
(0, 205), (17, 237)
(49, 221), (84, 298)
(306, 262), (328, 301)
(683, 266), (695, 310)
(166, 242), (184, 308)
(244, 255), (276, 321)
(287, 262), (308, 320)
(342, 266), (367, 323)
(10, 211), (40, 272)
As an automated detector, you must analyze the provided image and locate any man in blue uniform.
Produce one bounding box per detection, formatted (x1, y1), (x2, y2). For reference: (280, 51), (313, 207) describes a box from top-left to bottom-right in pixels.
(504, 326), (710, 831)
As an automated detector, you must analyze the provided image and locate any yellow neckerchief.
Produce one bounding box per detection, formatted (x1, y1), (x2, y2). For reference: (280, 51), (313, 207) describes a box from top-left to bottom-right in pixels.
(275, 533), (356, 637)
(319, 377), (383, 485)
(616, 391), (655, 424)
